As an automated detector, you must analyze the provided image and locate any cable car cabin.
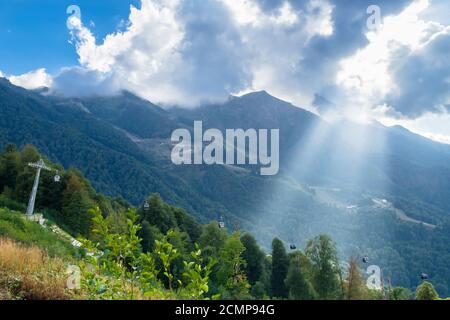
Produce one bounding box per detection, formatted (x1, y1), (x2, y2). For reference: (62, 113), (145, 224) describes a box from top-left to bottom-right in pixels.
(421, 273), (429, 280)
(290, 244), (297, 250)
(143, 202), (150, 211)
(54, 174), (61, 182)
(218, 221), (226, 229)
(362, 256), (369, 264)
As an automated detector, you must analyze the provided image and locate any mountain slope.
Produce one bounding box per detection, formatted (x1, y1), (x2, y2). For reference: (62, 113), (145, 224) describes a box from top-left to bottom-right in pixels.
(1, 78), (450, 295)
(3, 78), (450, 223)
(0, 79), (228, 220)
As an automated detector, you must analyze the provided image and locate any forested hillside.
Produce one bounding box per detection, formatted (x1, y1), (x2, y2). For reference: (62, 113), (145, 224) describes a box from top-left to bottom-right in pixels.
(0, 78), (229, 222)
(1, 145), (446, 300)
(1, 78), (450, 296)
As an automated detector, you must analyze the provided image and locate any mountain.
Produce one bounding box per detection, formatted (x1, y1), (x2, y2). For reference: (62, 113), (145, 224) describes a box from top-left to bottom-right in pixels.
(53, 92), (184, 139)
(1, 78), (450, 294)
(0, 78), (227, 221)
(2, 77), (450, 225)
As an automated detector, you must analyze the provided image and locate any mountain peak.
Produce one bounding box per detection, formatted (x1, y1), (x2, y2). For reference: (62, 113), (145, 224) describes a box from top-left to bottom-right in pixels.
(240, 90), (273, 99)
(252, 90), (271, 96)
(236, 90), (296, 107)
(0, 77), (11, 86)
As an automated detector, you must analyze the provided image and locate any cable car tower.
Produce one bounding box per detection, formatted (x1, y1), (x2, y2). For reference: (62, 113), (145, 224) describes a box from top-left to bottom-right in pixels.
(26, 158), (59, 216)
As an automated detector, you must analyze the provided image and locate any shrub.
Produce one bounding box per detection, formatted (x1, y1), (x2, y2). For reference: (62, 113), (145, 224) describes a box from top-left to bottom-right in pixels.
(416, 281), (439, 300)
(0, 195), (26, 212)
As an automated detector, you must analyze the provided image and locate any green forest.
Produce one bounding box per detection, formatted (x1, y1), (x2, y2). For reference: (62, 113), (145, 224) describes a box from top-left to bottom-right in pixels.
(0, 144), (447, 300)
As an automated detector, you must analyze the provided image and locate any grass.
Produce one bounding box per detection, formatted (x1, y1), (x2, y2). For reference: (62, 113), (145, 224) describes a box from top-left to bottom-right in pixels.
(0, 208), (165, 300)
(0, 208), (77, 257)
(0, 208), (82, 299)
(0, 238), (69, 300)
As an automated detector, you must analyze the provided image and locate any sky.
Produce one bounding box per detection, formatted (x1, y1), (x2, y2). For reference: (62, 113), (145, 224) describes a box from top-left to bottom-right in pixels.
(0, 0), (449, 143)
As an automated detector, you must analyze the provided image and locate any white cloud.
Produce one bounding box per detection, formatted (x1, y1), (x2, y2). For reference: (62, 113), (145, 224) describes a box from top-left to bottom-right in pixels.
(220, 0), (300, 27)
(66, 0), (194, 105)
(305, 0), (334, 37)
(5, 0), (449, 143)
(226, 0), (335, 110)
(11, 0), (448, 146)
(51, 67), (120, 97)
(274, 2), (299, 26)
(68, 0), (184, 75)
(0, 70), (4, 78)
(220, 0), (264, 26)
(8, 68), (53, 90)
(63, 0), (335, 108)
(335, 0), (450, 118)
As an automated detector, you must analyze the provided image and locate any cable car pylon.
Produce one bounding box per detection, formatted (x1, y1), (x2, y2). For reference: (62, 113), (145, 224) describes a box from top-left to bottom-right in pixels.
(26, 158), (59, 216)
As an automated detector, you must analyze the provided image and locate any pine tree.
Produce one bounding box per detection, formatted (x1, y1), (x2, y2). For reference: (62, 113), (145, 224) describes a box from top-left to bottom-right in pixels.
(251, 281), (267, 299)
(241, 233), (265, 285)
(143, 193), (177, 233)
(14, 145), (41, 203)
(20, 144), (40, 165)
(61, 173), (94, 236)
(285, 254), (314, 300)
(270, 238), (289, 298)
(0, 144), (20, 193)
(36, 165), (64, 212)
(139, 220), (162, 252)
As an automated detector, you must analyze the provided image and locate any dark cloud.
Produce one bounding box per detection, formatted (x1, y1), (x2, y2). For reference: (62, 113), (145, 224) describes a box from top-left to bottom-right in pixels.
(175, 0), (252, 101)
(387, 32), (450, 117)
(284, 0), (413, 102)
(60, 0), (450, 121)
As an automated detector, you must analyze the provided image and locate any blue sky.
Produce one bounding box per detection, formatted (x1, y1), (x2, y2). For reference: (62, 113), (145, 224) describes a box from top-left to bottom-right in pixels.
(0, 0), (449, 143)
(0, 0), (139, 74)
